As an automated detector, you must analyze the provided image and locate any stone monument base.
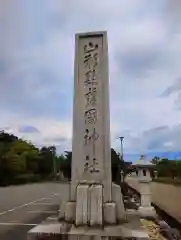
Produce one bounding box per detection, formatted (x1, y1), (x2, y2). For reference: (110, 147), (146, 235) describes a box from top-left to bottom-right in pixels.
(27, 216), (150, 240)
(27, 182), (152, 239)
(60, 183), (126, 225)
(138, 206), (157, 219)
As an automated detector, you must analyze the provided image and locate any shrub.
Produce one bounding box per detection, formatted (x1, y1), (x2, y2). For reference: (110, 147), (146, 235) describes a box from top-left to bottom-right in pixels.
(13, 174), (41, 185)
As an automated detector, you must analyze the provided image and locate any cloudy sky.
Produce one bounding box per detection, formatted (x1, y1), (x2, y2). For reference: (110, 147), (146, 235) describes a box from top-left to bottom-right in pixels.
(1, 0), (181, 160)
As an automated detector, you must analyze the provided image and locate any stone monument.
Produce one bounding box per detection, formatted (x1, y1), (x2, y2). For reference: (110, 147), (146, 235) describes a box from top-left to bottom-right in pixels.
(61, 31), (125, 226)
(28, 31), (151, 240)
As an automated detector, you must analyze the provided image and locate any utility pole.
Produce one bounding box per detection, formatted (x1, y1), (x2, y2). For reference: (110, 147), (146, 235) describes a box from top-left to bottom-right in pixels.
(53, 156), (57, 180)
(50, 146), (57, 181)
(118, 136), (124, 183)
(118, 136), (124, 161)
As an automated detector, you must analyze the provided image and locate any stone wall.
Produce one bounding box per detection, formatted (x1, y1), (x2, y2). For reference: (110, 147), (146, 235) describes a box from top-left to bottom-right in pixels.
(126, 177), (181, 224)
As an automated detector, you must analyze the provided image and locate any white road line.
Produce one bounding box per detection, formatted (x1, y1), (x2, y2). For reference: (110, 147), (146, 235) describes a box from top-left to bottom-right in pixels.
(31, 203), (56, 206)
(0, 193), (60, 217)
(47, 217), (58, 220)
(27, 211), (57, 214)
(35, 197), (53, 202)
(0, 223), (37, 226)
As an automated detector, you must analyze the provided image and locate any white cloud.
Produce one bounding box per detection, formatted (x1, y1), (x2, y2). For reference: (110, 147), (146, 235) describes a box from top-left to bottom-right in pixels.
(1, 1), (181, 158)
(0, 110), (72, 148)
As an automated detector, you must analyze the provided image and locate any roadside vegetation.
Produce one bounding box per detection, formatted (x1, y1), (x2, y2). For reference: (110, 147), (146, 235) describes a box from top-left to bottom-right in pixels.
(1, 130), (181, 186)
(151, 157), (181, 185)
(0, 131), (131, 186)
(0, 131), (69, 186)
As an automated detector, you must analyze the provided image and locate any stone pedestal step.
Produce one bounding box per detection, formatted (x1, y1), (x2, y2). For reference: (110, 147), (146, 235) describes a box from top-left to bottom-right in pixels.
(28, 216), (151, 240)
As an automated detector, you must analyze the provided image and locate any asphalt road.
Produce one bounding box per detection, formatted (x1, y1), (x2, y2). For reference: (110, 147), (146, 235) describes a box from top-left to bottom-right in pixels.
(0, 182), (69, 240)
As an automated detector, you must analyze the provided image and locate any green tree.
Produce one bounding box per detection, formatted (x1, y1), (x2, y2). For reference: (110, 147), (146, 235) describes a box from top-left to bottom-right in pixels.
(177, 161), (181, 177)
(0, 131), (19, 184)
(55, 154), (65, 174)
(111, 148), (121, 184)
(151, 156), (160, 164)
(4, 139), (41, 175)
(38, 146), (56, 177)
(60, 151), (72, 180)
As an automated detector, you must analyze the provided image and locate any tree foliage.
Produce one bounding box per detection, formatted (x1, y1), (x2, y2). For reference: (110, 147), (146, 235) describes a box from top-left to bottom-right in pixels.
(0, 131), (66, 185)
(152, 157), (181, 179)
(60, 151), (72, 180)
(0, 130), (134, 186)
(6, 130), (181, 186)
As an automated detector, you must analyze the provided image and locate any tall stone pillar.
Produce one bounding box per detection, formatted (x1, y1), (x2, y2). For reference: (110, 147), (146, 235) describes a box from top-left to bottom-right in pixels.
(71, 32), (112, 202)
(61, 31), (125, 226)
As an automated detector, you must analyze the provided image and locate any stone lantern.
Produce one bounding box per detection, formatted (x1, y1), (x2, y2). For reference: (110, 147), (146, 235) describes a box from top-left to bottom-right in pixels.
(154, 170), (158, 179)
(132, 155), (157, 218)
(120, 170), (124, 182)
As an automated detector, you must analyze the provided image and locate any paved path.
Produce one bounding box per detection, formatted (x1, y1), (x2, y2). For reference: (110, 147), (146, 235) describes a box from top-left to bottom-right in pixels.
(0, 182), (69, 240)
